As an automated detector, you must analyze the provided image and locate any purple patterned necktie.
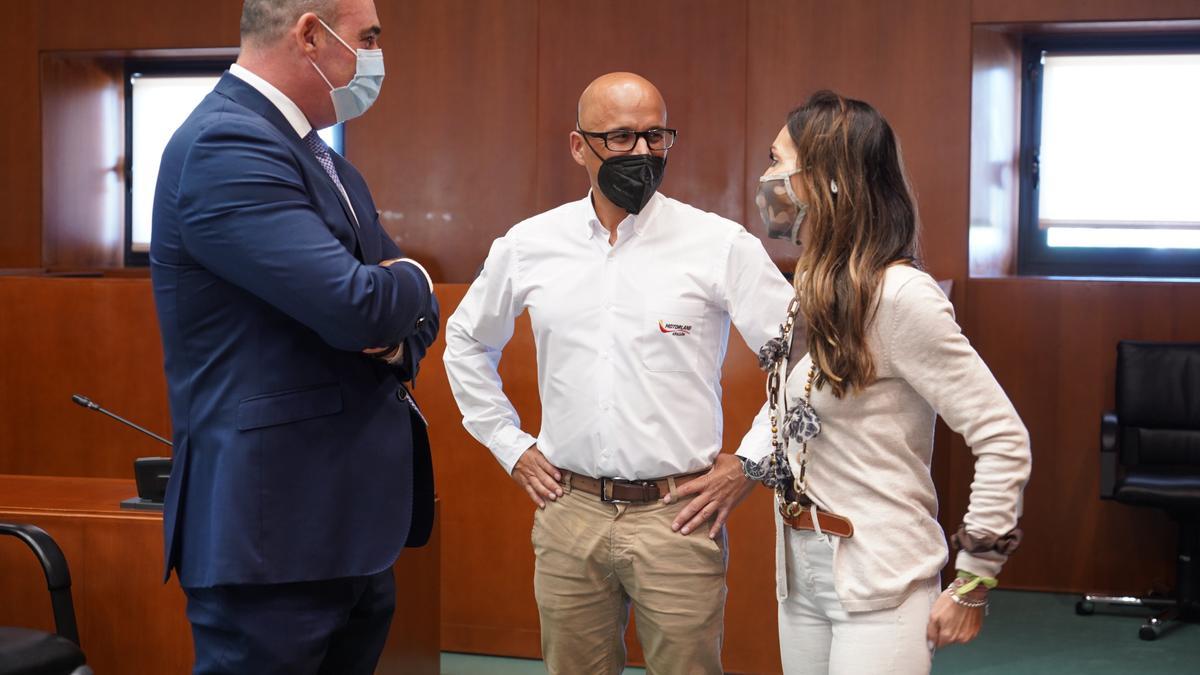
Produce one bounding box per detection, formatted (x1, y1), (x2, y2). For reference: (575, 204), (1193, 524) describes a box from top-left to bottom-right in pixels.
(303, 130), (345, 193)
(304, 130), (358, 228)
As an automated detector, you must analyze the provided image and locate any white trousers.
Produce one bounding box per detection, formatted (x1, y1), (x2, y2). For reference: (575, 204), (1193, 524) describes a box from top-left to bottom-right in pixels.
(778, 530), (939, 675)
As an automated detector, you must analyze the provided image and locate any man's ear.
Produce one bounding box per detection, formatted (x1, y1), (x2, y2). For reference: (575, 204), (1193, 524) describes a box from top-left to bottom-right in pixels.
(569, 131), (587, 168)
(295, 12), (322, 55)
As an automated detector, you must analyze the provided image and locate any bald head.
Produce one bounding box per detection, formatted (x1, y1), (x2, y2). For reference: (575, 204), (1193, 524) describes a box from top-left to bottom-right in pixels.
(577, 72), (667, 130)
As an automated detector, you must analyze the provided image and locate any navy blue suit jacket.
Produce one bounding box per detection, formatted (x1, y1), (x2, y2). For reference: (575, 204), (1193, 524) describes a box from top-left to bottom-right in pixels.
(150, 73), (438, 588)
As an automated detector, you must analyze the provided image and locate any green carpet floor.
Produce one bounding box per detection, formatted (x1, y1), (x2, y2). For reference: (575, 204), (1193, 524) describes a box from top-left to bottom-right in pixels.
(930, 590), (1198, 674)
(440, 590), (1199, 674)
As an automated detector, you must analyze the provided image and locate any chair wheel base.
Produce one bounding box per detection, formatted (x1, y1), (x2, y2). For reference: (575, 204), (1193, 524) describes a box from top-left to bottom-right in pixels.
(1075, 600), (1095, 616)
(1139, 624), (1159, 641)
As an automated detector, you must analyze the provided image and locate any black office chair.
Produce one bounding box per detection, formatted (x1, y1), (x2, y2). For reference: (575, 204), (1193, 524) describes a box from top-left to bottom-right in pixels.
(0, 522), (91, 675)
(1075, 341), (1200, 640)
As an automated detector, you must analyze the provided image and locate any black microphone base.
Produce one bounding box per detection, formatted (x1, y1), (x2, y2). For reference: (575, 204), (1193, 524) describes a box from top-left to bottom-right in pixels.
(120, 497), (165, 512)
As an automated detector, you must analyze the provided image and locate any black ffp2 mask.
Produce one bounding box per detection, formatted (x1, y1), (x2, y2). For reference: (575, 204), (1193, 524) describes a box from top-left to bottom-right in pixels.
(596, 154), (667, 215)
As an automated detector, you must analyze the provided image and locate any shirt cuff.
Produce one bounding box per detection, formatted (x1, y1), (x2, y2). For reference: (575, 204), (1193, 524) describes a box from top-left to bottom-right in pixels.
(490, 425), (539, 476)
(734, 428), (773, 462)
(734, 444), (772, 463)
(384, 343), (405, 365)
(398, 258), (434, 293)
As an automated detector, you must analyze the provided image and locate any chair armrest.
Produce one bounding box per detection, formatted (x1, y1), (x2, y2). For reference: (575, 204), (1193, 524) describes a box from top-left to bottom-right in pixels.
(1099, 411), (1119, 500)
(0, 522), (80, 645)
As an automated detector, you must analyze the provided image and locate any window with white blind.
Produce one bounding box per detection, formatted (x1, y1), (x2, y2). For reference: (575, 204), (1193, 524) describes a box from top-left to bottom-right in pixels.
(1018, 38), (1200, 277)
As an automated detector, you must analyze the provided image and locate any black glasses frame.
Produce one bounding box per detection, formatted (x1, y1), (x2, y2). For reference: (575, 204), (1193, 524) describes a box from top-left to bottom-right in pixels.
(576, 127), (678, 152)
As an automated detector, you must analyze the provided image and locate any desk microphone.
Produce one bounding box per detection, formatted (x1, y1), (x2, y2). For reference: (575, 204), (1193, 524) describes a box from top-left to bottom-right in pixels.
(71, 394), (172, 447)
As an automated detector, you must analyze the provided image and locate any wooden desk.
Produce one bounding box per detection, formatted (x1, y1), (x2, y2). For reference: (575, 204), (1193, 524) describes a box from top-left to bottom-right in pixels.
(0, 475), (439, 674)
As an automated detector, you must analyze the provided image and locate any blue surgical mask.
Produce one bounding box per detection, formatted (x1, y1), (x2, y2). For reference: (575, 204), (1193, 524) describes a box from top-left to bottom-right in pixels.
(308, 18), (385, 124)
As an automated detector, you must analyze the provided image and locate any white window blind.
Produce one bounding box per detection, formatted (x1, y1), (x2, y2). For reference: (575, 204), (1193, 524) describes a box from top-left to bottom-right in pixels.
(1038, 52), (1200, 249)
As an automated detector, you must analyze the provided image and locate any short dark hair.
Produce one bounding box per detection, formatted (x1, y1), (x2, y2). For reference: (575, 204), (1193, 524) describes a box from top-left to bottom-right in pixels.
(240, 0), (338, 46)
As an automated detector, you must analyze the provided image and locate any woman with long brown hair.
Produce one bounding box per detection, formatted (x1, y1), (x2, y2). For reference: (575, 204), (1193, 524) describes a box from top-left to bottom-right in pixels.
(744, 90), (1031, 674)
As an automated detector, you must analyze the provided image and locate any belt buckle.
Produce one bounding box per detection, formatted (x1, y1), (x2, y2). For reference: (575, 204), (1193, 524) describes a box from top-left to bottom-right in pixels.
(600, 478), (653, 504)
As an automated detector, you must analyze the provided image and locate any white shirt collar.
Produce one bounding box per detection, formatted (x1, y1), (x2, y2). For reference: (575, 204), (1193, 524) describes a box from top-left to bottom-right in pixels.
(229, 64), (313, 139)
(581, 190), (663, 240)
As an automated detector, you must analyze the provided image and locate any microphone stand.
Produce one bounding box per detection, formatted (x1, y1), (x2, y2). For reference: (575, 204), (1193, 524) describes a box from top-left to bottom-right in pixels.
(72, 394), (172, 446)
(71, 394), (172, 511)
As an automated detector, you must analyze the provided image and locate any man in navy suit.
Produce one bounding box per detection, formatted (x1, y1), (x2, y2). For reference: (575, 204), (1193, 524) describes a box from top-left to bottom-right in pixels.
(149, 0), (437, 672)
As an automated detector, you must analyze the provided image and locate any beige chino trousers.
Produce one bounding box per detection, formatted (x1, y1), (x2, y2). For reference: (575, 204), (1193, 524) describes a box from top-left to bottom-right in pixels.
(532, 479), (728, 675)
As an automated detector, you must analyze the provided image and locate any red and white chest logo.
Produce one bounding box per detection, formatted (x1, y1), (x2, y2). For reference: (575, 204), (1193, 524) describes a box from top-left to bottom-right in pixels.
(658, 320), (693, 336)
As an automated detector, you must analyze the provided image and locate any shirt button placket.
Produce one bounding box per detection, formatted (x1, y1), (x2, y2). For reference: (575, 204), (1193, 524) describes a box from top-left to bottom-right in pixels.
(599, 245), (618, 472)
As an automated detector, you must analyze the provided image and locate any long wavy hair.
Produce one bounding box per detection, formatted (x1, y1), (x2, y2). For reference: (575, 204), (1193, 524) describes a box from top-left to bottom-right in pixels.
(787, 91), (919, 398)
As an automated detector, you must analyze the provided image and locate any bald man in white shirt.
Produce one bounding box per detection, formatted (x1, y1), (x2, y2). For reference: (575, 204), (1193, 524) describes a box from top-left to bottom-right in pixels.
(443, 72), (794, 674)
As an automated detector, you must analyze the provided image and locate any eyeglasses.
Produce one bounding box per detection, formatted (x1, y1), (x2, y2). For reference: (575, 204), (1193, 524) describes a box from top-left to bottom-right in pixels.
(576, 127), (678, 152)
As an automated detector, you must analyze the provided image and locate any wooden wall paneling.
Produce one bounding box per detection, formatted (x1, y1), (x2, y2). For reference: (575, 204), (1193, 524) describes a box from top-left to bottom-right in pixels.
(0, 277), (169, 477)
(379, 502), (443, 675)
(960, 278), (1200, 595)
(1171, 284), (1200, 337)
(0, 516), (193, 675)
(35, 0), (243, 52)
(0, 475), (441, 675)
(41, 55), (126, 270)
(351, 0), (540, 284)
(746, 0), (973, 281)
(713, 333), (782, 675)
(0, 479), (192, 675)
(422, 284), (545, 657)
(972, 0), (1200, 25)
(0, 0), (42, 268)
(535, 0), (749, 224)
(967, 27), (1021, 277)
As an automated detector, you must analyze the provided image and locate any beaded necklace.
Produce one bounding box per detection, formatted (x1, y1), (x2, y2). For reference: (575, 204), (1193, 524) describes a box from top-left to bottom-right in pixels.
(749, 296), (821, 513)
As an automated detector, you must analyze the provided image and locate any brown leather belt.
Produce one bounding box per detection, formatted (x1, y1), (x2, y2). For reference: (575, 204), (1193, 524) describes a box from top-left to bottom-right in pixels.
(564, 470), (707, 505)
(778, 486), (854, 538)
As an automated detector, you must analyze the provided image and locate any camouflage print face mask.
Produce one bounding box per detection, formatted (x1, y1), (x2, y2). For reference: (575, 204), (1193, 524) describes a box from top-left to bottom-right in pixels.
(755, 169), (807, 243)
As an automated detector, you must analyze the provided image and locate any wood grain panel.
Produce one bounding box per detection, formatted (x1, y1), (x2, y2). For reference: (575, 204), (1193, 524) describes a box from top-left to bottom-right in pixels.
(747, 0), (973, 281)
(968, 27), (1021, 277)
(380, 501), (443, 675)
(959, 278), (1200, 595)
(535, 0), (748, 223)
(0, 277), (170, 477)
(41, 55), (125, 270)
(35, 0), (242, 51)
(350, 0), (539, 284)
(0, 476), (192, 675)
(0, 475), (441, 675)
(972, 0), (1200, 24)
(422, 285), (545, 657)
(0, 0), (42, 267)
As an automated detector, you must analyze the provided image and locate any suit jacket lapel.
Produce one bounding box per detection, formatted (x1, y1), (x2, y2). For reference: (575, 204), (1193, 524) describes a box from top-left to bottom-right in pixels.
(213, 73), (364, 259)
(331, 152), (383, 263)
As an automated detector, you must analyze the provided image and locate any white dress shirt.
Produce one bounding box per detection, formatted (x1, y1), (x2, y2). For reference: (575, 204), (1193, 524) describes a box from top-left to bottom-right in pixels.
(444, 192), (794, 479)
